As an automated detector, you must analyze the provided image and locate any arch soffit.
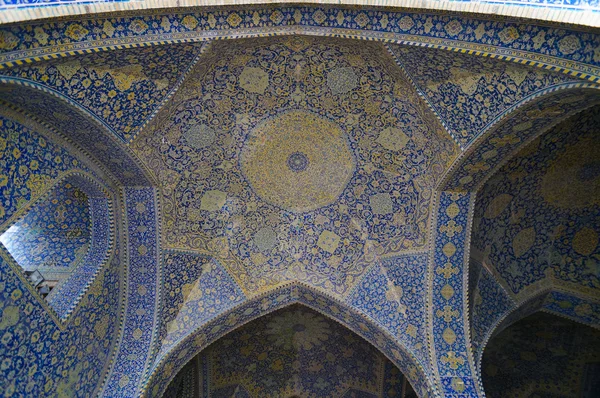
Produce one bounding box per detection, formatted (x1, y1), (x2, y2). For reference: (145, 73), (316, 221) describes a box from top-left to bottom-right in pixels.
(142, 282), (436, 398)
(0, 169), (116, 329)
(474, 287), (600, 378)
(438, 84), (600, 193)
(0, 6), (598, 84)
(0, 78), (156, 186)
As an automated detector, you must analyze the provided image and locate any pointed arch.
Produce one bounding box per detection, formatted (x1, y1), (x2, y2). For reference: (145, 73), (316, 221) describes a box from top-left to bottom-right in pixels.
(438, 84), (600, 192)
(473, 287), (600, 390)
(142, 282), (436, 398)
(0, 77), (155, 186)
(1, 6), (599, 82)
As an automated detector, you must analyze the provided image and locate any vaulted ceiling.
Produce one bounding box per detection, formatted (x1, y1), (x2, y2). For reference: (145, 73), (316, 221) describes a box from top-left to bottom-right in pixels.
(0, 5), (599, 397)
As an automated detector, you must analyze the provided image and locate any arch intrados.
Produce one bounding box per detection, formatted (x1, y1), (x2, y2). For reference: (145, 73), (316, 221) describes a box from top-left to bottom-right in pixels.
(438, 84), (600, 193)
(475, 287), (600, 378)
(142, 283), (434, 398)
(478, 297), (600, 395)
(0, 77), (156, 186)
(0, 27), (594, 84)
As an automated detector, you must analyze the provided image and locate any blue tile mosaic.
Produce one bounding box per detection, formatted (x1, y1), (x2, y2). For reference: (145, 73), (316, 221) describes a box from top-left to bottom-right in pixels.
(0, 81), (152, 185)
(388, 44), (583, 148)
(470, 266), (515, 372)
(430, 191), (482, 396)
(101, 187), (159, 397)
(471, 106), (600, 296)
(132, 36), (457, 297)
(0, 5), (599, 86)
(1, 43), (203, 142)
(143, 284), (434, 398)
(348, 254), (429, 368)
(189, 305), (405, 397)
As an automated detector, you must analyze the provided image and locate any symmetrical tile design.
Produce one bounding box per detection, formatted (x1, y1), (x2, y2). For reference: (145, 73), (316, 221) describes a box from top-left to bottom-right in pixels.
(133, 36), (457, 296)
(101, 187), (160, 397)
(143, 284), (434, 398)
(0, 6), (599, 83)
(430, 191), (481, 396)
(186, 305), (405, 397)
(0, 5), (598, 398)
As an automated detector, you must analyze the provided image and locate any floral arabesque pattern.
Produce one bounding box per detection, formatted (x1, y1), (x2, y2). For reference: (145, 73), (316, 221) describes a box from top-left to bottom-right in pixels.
(472, 106), (600, 297)
(185, 305), (406, 398)
(132, 36), (457, 297)
(1, 43), (203, 142)
(389, 44), (584, 147)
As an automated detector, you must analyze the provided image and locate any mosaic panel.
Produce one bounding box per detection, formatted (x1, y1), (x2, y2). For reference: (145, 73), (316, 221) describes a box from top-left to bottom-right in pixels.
(470, 267), (515, 371)
(101, 187), (159, 397)
(0, 6), (599, 83)
(158, 250), (212, 344)
(0, 106), (121, 398)
(441, 86), (600, 192)
(0, 108), (95, 227)
(482, 312), (600, 398)
(185, 305), (405, 397)
(144, 284), (434, 398)
(0, 180), (91, 271)
(0, 81), (151, 185)
(1, 43), (203, 142)
(132, 36), (457, 296)
(0, 106), (116, 320)
(0, 231), (121, 397)
(158, 252), (246, 355)
(471, 105), (600, 297)
(543, 290), (600, 327)
(46, 196), (111, 319)
(430, 191), (480, 396)
(388, 44), (583, 148)
(348, 254), (429, 367)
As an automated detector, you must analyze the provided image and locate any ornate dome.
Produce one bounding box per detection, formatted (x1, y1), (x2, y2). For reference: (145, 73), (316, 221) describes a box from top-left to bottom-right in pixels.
(133, 36), (458, 295)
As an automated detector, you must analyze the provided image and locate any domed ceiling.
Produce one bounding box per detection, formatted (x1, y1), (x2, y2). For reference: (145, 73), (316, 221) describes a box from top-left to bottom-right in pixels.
(132, 36), (459, 295)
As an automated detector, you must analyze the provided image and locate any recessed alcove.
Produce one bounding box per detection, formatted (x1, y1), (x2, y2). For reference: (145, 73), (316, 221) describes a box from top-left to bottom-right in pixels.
(482, 311), (600, 398)
(162, 304), (416, 398)
(0, 173), (112, 321)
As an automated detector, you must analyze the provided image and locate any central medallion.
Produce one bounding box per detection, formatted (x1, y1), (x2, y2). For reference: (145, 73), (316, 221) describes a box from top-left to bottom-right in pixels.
(287, 152), (309, 172)
(240, 110), (355, 213)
